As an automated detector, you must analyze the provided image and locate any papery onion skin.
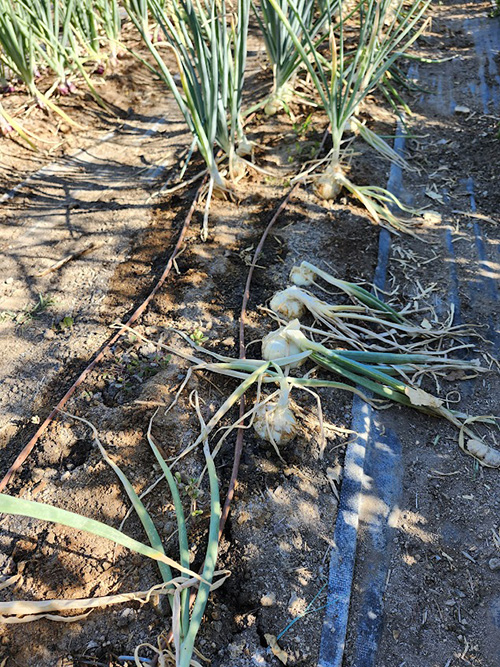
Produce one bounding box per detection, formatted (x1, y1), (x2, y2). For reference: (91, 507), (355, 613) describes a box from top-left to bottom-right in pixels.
(261, 332), (301, 364)
(313, 163), (344, 201)
(236, 138), (253, 157)
(270, 288), (306, 320)
(313, 174), (343, 201)
(265, 99), (281, 116)
(290, 263), (315, 287)
(262, 321), (303, 367)
(231, 156), (247, 182)
(253, 402), (297, 445)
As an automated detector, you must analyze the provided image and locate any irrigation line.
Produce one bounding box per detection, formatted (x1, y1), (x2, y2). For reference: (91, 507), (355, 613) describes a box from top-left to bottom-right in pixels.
(218, 183), (300, 538)
(157, 184), (301, 664)
(0, 180), (206, 493)
(329, 24), (500, 665)
(318, 125), (407, 667)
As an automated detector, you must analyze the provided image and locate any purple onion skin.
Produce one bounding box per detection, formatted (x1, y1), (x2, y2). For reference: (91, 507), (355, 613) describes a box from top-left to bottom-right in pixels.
(1, 124), (14, 137)
(58, 82), (70, 96)
(94, 63), (105, 75)
(67, 80), (77, 93)
(1, 84), (16, 94)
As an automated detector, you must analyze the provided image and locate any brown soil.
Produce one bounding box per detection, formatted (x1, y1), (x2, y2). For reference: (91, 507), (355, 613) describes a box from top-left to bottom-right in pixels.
(1, 2), (499, 667)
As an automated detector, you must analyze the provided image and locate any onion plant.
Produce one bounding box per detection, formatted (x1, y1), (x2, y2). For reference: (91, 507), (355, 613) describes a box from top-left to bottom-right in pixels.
(18, 0), (77, 95)
(0, 0), (40, 101)
(92, 0), (123, 66)
(0, 0), (83, 126)
(120, 324), (499, 468)
(259, 319), (499, 466)
(125, 0), (250, 238)
(268, 0), (430, 233)
(254, 0), (339, 115)
(290, 260), (404, 322)
(70, 0), (102, 63)
(278, 261), (477, 353)
(0, 413), (223, 667)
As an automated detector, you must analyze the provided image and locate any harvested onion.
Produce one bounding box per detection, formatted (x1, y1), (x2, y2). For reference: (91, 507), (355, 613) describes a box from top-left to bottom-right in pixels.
(269, 287), (306, 320)
(313, 163), (344, 201)
(289, 263), (315, 287)
(261, 320), (304, 366)
(254, 378), (297, 448)
(253, 399), (297, 446)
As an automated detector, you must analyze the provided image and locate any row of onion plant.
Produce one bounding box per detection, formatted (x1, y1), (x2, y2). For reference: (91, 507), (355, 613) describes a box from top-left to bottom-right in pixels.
(125, 0), (250, 238)
(0, 0), (123, 133)
(254, 0), (339, 115)
(121, 0), (431, 234)
(1, 0), (431, 229)
(264, 0), (430, 232)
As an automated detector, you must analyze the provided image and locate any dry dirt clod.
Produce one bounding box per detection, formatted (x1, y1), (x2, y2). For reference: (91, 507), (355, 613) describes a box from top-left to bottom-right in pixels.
(260, 593), (276, 607)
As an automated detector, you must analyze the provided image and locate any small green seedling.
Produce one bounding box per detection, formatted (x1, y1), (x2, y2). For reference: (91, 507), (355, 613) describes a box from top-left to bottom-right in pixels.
(58, 316), (74, 331)
(0, 293), (55, 325)
(190, 329), (209, 344)
(175, 473), (204, 517)
(293, 113), (314, 137)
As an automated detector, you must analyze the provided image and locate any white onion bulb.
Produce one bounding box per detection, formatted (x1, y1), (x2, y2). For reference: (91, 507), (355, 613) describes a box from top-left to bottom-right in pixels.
(269, 287), (306, 320)
(314, 174), (343, 200)
(261, 320), (303, 366)
(231, 156), (247, 182)
(236, 138), (253, 157)
(289, 263), (315, 287)
(264, 99), (281, 116)
(313, 164), (344, 201)
(253, 400), (297, 445)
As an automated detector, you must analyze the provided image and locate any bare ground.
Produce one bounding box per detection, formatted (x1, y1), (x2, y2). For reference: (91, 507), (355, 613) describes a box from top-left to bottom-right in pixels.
(0, 2), (499, 667)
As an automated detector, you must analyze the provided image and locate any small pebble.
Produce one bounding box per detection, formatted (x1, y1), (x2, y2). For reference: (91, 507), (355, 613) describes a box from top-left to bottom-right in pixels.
(32, 468), (45, 483)
(117, 608), (135, 627)
(488, 557), (500, 571)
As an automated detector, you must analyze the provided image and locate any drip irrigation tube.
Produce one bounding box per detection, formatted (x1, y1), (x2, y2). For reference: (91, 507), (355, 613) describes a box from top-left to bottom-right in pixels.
(0, 178), (205, 493)
(318, 131), (405, 667)
(319, 11), (500, 666)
